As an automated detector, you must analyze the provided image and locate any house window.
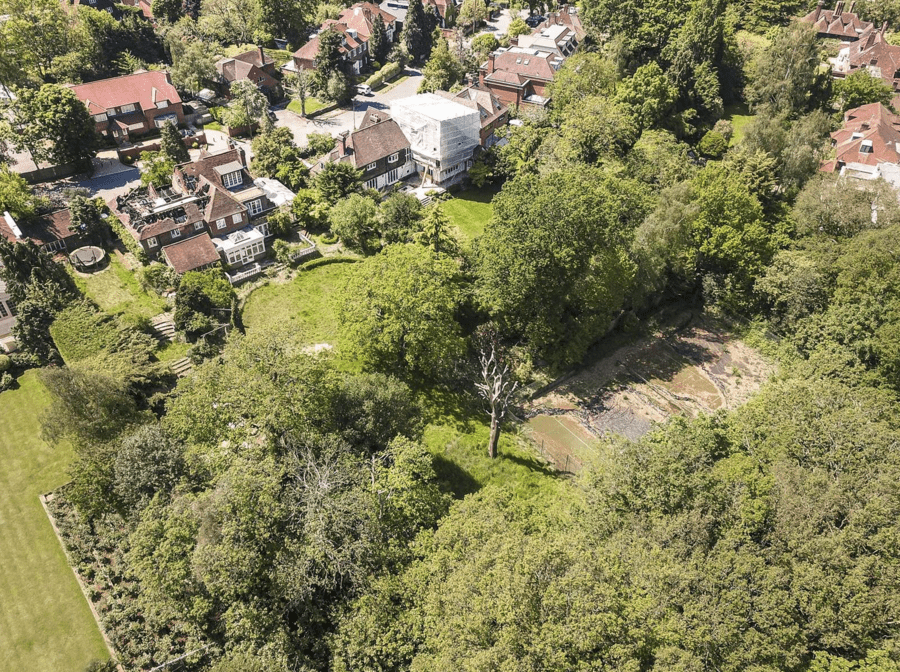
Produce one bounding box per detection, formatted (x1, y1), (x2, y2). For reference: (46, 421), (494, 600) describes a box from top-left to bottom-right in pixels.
(248, 199), (263, 216)
(0, 302), (7, 318)
(43, 239), (65, 252)
(93, 113), (107, 122)
(216, 218), (226, 230)
(119, 103), (135, 114)
(171, 228), (182, 239)
(147, 236), (158, 248)
(194, 221), (205, 230)
(255, 221), (270, 236)
(222, 171), (243, 188)
(232, 213), (242, 224)
(366, 162), (376, 171)
(388, 153), (399, 163)
(365, 178), (377, 189)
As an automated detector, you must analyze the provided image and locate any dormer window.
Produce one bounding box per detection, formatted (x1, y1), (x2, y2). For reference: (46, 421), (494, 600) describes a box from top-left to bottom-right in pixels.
(222, 170), (243, 188)
(388, 153), (399, 163)
(147, 236), (158, 248)
(171, 228), (182, 239)
(367, 162), (377, 170)
(119, 103), (135, 115)
(861, 139), (874, 153)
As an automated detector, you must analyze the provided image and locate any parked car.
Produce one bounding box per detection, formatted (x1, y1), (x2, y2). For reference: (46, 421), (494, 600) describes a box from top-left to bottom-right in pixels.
(525, 14), (545, 27)
(356, 84), (373, 96)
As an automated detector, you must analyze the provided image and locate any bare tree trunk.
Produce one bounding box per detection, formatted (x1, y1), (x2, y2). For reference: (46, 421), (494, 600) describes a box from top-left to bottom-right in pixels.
(488, 410), (500, 459)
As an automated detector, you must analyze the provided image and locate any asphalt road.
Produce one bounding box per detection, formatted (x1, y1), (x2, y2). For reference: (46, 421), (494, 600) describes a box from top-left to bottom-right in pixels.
(273, 67), (424, 147)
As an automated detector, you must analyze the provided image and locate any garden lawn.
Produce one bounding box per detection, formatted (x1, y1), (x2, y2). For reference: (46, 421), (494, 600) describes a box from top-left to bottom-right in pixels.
(242, 261), (356, 346)
(443, 185), (500, 243)
(724, 102), (754, 146)
(288, 97), (328, 116)
(71, 255), (165, 321)
(0, 371), (108, 672)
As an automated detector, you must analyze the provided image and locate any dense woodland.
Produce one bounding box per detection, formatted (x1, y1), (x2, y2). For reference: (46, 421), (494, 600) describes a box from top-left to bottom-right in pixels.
(4, 0), (900, 669)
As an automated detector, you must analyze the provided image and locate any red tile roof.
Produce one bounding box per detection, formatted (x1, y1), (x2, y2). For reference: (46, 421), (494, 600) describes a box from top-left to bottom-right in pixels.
(828, 102), (900, 170)
(0, 209), (76, 246)
(162, 232), (221, 273)
(483, 49), (561, 86)
(800, 1), (874, 39)
(327, 115), (410, 169)
(69, 70), (180, 115)
(843, 28), (900, 91)
(204, 184), (245, 223)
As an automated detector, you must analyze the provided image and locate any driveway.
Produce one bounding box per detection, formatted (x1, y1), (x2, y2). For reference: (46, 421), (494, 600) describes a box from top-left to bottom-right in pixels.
(468, 8), (524, 46)
(273, 67), (423, 148)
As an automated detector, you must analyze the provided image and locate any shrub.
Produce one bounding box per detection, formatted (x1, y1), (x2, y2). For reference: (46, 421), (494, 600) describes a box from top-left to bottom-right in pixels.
(381, 62), (402, 81)
(698, 130), (728, 159)
(0, 354), (10, 372)
(140, 263), (178, 294)
(320, 233), (339, 244)
(108, 214), (148, 264)
(306, 132), (336, 157)
(0, 372), (13, 392)
(300, 256), (358, 271)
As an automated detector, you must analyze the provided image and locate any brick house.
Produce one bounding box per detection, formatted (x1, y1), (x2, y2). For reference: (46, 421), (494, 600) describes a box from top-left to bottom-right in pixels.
(286, 3), (399, 75)
(216, 46), (280, 98)
(0, 209), (79, 255)
(800, 0), (873, 40)
(478, 47), (563, 108)
(534, 4), (585, 41)
(821, 102), (900, 174)
(111, 148), (292, 272)
(833, 24), (900, 92)
(69, 70), (184, 144)
(313, 109), (416, 190)
(437, 85), (508, 147)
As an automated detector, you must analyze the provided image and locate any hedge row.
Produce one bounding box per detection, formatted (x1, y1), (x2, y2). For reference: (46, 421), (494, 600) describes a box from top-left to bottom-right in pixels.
(108, 214), (148, 264)
(365, 62), (403, 89)
(299, 256), (359, 272)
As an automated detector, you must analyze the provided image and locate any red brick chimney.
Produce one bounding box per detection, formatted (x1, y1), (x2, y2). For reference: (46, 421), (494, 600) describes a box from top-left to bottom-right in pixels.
(488, 52), (495, 74)
(339, 130), (349, 156)
(848, 1), (856, 14)
(813, 0), (824, 22)
(882, 20), (889, 33)
(835, 1), (844, 16)
(258, 45), (265, 64)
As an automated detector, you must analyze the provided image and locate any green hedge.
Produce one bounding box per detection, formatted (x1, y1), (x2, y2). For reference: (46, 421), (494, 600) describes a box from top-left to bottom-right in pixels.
(108, 214), (148, 264)
(299, 256), (359, 272)
(365, 62), (402, 89)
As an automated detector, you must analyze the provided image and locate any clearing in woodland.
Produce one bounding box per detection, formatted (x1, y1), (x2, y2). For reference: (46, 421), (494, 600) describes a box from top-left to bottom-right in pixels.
(525, 311), (775, 472)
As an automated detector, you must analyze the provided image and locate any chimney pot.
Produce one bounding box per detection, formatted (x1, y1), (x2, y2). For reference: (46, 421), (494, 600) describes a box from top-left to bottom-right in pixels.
(882, 20), (889, 33)
(488, 51), (495, 74)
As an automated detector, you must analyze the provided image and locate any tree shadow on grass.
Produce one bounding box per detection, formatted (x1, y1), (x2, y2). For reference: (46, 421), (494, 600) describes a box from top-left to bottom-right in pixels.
(500, 451), (564, 479)
(432, 453), (481, 498)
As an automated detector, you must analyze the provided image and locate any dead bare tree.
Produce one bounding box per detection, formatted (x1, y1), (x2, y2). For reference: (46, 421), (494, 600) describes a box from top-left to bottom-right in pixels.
(474, 329), (518, 459)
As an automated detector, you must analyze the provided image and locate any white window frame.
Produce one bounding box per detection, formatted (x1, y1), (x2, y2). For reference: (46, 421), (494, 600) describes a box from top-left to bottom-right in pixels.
(194, 221), (205, 230)
(147, 236), (158, 248)
(170, 228), (182, 239)
(216, 218), (226, 230)
(388, 153), (399, 163)
(255, 222), (270, 237)
(43, 239), (65, 252)
(0, 301), (7, 318)
(222, 171), (242, 188)
(248, 199), (263, 216)
(119, 103), (135, 114)
(366, 162), (376, 171)
(365, 178), (377, 190)
(232, 213), (242, 224)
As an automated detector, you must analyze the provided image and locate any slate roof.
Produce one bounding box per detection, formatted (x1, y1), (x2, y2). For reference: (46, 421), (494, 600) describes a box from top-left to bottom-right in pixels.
(162, 232), (221, 274)
(69, 70), (180, 115)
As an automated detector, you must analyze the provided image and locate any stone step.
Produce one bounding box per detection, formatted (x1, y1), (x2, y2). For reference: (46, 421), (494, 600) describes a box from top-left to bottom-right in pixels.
(170, 357), (193, 376)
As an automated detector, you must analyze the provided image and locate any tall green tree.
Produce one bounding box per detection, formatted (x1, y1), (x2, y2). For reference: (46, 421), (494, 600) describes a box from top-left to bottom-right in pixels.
(831, 69), (894, 113)
(223, 79), (268, 130)
(160, 121), (190, 164)
(314, 162), (362, 205)
(10, 84), (98, 167)
(337, 244), (465, 375)
(369, 13), (389, 64)
(402, 0), (432, 63)
(171, 40), (216, 97)
(0, 0), (71, 84)
(419, 29), (463, 93)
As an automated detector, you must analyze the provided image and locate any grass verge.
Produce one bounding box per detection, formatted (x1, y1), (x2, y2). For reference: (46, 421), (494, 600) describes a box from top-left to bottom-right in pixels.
(0, 371), (108, 672)
(287, 97), (328, 116)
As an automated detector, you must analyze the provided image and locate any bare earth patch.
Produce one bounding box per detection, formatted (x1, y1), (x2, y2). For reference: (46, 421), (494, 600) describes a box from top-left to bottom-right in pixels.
(524, 313), (775, 472)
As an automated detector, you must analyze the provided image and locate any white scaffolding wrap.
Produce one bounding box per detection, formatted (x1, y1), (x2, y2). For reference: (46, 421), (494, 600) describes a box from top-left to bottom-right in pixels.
(390, 94), (481, 182)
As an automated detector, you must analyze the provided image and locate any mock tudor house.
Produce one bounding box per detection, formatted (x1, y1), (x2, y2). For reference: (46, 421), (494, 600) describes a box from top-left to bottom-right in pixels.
(478, 47), (563, 108)
(314, 109), (416, 190)
(437, 85), (508, 147)
(286, 2), (399, 74)
(216, 46), (280, 98)
(69, 70), (184, 144)
(112, 148), (292, 273)
(800, 0), (874, 40)
(0, 209), (79, 254)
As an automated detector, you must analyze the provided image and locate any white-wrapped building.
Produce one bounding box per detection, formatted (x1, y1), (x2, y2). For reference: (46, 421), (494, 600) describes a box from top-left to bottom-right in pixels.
(389, 93), (481, 184)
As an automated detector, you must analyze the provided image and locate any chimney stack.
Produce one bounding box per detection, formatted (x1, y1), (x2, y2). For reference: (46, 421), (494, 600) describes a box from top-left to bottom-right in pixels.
(813, 0), (824, 22)
(848, 1), (856, 13)
(488, 51), (495, 74)
(835, 1), (844, 16)
(258, 45), (265, 64)
(339, 130), (349, 155)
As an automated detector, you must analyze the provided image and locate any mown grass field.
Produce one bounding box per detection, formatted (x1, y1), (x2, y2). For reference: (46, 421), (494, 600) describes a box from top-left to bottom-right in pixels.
(724, 102), (754, 146)
(71, 255), (166, 321)
(443, 186), (500, 243)
(0, 372), (108, 672)
(242, 261), (357, 346)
